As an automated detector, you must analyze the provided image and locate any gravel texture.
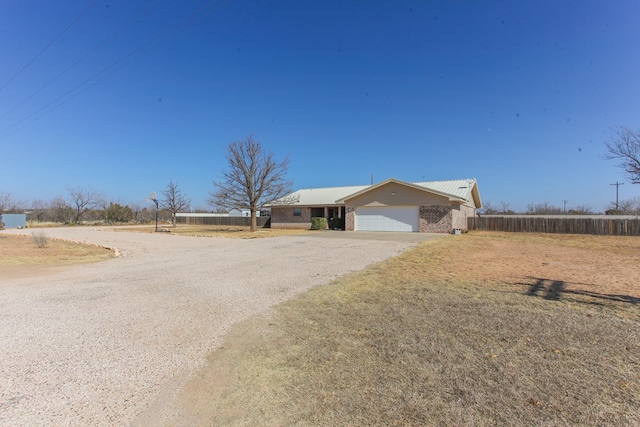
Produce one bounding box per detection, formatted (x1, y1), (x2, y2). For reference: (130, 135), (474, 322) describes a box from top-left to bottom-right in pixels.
(0, 227), (419, 426)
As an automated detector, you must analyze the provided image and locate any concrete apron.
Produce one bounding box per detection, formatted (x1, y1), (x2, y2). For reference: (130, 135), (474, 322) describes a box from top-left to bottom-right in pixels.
(304, 230), (450, 243)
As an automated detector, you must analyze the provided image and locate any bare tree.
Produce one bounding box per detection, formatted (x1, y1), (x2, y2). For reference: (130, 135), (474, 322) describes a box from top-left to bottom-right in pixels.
(129, 202), (143, 223)
(161, 180), (191, 226)
(29, 199), (49, 223)
(480, 201), (517, 215)
(605, 127), (640, 184)
(606, 197), (640, 215)
(209, 135), (293, 231)
(0, 192), (13, 214)
(525, 202), (564, 215)
(498, 201), (517, 215)
(50, 196), (72, 223)
(67, 186), (103, 224)
(479, 201), (497, 215)
(568, 204), (594, 215)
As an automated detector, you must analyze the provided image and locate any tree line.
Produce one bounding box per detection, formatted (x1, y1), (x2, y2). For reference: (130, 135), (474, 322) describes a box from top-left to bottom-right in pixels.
(480, 199), (640, 216)
(0, 187), (168, 225)
(1, 136), (294, 231)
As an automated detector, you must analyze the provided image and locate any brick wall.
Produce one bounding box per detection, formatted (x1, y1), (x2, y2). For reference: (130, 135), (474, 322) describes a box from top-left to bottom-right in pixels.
(270, 207), (312, 229)
(452, 204), (476, 231)
(419, 205), (453, 233)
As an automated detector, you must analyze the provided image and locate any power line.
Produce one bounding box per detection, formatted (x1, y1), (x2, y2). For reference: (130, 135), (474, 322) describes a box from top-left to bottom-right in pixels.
(0, 0), (99, 94)
(0, 0), (163, 123)
(0, 0), (227, 140)
(0, 50), (147, 139)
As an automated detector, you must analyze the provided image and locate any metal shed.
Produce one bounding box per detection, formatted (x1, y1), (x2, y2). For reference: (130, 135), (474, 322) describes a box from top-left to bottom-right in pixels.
(1, 214), (27, 229)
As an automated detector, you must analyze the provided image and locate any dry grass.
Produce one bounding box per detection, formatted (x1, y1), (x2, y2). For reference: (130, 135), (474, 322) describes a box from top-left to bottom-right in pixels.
(114, 224), (314, 239)
(0, 234), (114, 270)
(26, 221), (64, 228)
(176, 232), (640, 426)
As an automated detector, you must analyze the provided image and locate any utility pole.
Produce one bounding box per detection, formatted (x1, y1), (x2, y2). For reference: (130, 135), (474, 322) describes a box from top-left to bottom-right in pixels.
(610, 182), (624, 210)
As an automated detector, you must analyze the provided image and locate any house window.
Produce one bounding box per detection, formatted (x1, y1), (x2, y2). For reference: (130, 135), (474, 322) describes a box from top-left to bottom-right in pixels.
(293, 208), (302, 217)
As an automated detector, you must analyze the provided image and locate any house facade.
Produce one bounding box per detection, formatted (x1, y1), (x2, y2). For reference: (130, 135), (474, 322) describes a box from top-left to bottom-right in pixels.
(269, 178), (481, 233)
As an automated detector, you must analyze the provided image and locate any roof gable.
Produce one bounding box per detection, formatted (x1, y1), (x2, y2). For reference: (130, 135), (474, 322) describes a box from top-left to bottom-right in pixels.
(336, 178), (468, 203)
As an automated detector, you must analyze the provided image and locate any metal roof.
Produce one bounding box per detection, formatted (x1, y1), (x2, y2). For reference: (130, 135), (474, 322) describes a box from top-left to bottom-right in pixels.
(271, 178), (480, 207)
(281, 185), (370, 206)
(413, 179), (478, 202)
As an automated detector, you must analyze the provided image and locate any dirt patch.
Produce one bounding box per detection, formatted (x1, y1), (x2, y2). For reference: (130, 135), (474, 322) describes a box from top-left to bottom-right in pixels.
(169, 232), (640, 426)
(114, 224), (314, 239)
(0, 233), (114, 278)
(421, 232), (640, 301)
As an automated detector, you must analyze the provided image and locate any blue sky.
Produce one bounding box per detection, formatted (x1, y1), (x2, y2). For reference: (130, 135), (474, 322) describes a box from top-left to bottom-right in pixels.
(1, 0), (639, 212)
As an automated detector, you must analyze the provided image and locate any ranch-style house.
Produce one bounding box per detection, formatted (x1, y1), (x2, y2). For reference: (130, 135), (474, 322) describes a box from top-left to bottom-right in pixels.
(268, 178), (482, 233)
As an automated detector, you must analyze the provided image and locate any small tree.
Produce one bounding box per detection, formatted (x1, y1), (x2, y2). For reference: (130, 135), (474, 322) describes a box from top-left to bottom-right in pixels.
(67, 186), (103, 224)
(0, 192), (14, 214)
(480, 201), (517, 215)
(104, 202), (134, 223)
(525, 202), (564, 215)
(605, 197), (640, 215)
(209, 135), (293, 232)
(29, 199), (49, 223)
(480, 201), (498, 215)
(605, 127), (640, 184)
(50, 196), (73, 223)
(568, 204), (594, 215)
(161, 180), (190, 226)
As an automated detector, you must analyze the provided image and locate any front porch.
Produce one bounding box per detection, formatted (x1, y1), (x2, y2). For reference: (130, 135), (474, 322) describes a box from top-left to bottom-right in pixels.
(271, 205), (345, 230)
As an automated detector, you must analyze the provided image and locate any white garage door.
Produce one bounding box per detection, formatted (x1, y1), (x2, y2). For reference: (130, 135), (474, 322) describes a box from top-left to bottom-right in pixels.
(355, 207), (419, 232)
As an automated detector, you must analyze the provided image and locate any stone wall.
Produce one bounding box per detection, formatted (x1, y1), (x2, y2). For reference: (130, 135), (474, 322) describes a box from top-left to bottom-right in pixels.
(345, 206), (355, 231)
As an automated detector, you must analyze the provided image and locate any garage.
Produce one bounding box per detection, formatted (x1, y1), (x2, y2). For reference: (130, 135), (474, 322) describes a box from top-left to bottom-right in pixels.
(355, 206), (419, 232)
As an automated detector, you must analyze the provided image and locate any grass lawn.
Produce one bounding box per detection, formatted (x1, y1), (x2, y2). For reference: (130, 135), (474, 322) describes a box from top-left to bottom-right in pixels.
(175, 231), (640, 426)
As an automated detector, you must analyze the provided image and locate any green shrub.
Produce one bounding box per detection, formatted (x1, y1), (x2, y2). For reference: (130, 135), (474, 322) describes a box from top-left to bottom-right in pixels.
(329, 217), (345, 230)
(310, 217), (328, 230)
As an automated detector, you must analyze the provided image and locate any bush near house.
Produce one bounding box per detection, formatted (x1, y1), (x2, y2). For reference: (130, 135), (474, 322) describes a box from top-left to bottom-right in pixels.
(329, 217), (345, 230)
(310, 217), (328, 230)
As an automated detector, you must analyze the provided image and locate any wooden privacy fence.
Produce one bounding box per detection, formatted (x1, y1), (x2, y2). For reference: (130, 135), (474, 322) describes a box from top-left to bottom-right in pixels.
(175, 216), (270, 227)
(468, 215), (640, 236)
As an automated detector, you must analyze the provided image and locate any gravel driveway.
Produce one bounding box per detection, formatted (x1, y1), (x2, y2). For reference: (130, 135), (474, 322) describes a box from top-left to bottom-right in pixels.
(0, 227), (421, 426)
